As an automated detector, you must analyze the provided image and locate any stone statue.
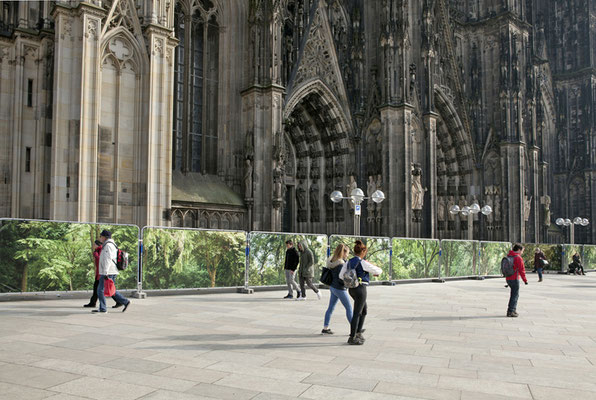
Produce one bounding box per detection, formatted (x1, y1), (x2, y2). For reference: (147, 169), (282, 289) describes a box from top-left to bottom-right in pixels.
(494, 193), (501, 222)
(245, 130), (254, 161)
(437, 196), (446, 222)
(411, 166), (425, 210)
(244, 158), (253, 199)
(542, 195), (551, 227)
(296, 180), (307, 211)
(346, 174), (357, 209)
(524, 193), (532, 222)
(272, 161), (283, 200)
(309, 183), (319, 210)
(447, 196), (456, 221)
(367, 175), (376, 213)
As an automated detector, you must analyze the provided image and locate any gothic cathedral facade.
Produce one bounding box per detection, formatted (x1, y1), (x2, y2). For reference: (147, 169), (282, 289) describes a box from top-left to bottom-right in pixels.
(0, 0), (594, 243)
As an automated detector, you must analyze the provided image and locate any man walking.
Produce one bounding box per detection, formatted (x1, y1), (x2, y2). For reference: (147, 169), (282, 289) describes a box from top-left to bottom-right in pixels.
(94, 230), (131, 313)
(296, 240), (322, 300)
(505, 244), (527, 317)
(283, 240), (300, 299)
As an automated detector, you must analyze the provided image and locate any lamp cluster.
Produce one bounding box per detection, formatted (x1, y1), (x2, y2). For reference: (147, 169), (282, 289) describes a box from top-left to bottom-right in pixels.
(556, 217), (589, 227)
(449, 202), (492, 216)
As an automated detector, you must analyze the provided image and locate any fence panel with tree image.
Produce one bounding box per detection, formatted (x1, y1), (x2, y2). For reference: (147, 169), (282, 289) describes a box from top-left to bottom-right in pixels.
(141, 227), (246, 289)
(440, 240), (478, 277)
(248, 232), (327, 286)
(563, 244), (581, 272)
(582, 245), (596, 270)
(328, 235), (391, 281)
(0, 219), (138, 292)
(391, 238), (440, 279)
(478, 241), (512, 276)
(520, 243), (562, 272)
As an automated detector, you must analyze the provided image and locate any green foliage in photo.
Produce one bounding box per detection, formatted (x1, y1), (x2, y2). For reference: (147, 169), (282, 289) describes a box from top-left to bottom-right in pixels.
(329, 236), (391, 281)
(248, 233), (327, 286)
(520, 243), (562, 271)
(478, 241), (511, 276)
(142, 228), (245, 289)
(391, 238), (440, 279)
(0, 220), (138, 292)
(441, 240), (477, 277)
(582, 245), (596, 269)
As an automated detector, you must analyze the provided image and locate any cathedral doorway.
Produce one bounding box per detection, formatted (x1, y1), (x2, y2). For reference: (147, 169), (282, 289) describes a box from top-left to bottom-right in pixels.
(281, 82), (353, 234)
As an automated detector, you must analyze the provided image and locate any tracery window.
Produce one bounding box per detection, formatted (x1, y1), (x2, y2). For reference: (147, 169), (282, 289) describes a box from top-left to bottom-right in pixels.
(173, 1), (219, 174)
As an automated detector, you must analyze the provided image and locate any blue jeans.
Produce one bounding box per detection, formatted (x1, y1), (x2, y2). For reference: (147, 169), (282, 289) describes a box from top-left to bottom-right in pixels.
(324, 287), (353, 327)
(507, 279), (520, 314)
(537, 267), (543, 280)
(97, 275), (129, 312)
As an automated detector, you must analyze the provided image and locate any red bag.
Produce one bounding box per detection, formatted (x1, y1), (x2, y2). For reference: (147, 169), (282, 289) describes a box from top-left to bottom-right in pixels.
(104, 278), (116, 297)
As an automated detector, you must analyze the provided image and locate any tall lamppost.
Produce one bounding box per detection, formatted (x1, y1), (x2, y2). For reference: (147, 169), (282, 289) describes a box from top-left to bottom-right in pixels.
(555, 217), (589, 244)
(449, 202), (493, 240)
(330, 188), (385, 236)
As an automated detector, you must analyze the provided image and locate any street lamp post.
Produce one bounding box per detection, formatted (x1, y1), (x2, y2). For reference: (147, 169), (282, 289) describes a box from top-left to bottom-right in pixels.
(449, 202), (492, 240)
(330, 188), (385, 236)
(555, 217), (589, 244)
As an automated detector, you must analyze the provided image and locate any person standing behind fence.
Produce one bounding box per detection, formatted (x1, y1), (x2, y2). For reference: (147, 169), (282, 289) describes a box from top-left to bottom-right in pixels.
(505, 244), (527, 318)
(84, 240), (121, 308)
(296, 240), (322, 300)
(534, 248), (547, 282)
(94, 230), (131, 313)
(321, 244), (352, 334)
(283, 240), (301, 299)
(339, 240), (382, 345)
(572, 253), (586, 275)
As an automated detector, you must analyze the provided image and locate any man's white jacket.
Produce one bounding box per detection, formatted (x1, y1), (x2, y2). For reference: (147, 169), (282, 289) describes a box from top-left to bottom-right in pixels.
(99, 239), (119, 276)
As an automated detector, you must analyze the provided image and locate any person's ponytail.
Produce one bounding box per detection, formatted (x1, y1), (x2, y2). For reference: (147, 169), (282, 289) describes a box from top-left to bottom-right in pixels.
(354, 240), (367, 255)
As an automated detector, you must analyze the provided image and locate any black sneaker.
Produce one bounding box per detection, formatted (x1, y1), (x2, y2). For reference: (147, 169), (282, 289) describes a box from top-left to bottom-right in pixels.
(83, 304), (95, 308)
(321, 328), (334, 334)
(122, 301), (130, 312)
(283, 294), (293, 299)
(347, 336), (364, 345)
(355, 332), (365, 342)
(507, 311), (519, 317)
(112, 303), (123, 309)
(92, 310), (107, 313)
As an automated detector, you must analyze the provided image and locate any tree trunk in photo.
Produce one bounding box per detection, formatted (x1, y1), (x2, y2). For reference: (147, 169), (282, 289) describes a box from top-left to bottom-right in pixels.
(21, 264), (27, 292)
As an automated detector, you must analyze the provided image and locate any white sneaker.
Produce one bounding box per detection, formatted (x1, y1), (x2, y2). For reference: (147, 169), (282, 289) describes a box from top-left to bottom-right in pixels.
(316, 291), (322, 300)
(298, 297), (306, 301)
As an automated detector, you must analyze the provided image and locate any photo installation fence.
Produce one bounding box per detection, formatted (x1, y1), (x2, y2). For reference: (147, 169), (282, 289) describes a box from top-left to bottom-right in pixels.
(141, 226), (246, 289)
(1, 218), (592, 295)
(0, 219), (138, 292)
(391, 238), (440, 279)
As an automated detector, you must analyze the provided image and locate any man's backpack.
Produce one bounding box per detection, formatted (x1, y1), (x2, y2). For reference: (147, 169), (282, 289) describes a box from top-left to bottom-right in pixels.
(108, 242), (129, 271)
(343, 261), (360, 288)
(501, 256), (515, 277)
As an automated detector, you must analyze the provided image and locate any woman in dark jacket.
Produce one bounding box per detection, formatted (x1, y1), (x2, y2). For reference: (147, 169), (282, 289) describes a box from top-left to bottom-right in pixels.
(321, 244), (352, 334)
(534, 248), (547, 282)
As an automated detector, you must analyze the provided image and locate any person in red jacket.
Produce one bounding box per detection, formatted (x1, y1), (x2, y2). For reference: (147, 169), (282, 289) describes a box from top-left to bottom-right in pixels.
(83, 240), (121, 308)
(505, 244), (528, 317)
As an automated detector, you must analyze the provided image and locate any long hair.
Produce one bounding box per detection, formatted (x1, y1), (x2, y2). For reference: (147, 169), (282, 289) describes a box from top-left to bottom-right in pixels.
(331, 244), (349, 262)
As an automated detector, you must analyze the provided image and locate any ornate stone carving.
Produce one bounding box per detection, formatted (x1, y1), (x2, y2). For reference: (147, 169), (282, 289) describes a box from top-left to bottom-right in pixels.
(153, 38), (164, 57)
(296, 180), (307, 222)
(293, 6), (342, 98)
(86, 19), (98, 40)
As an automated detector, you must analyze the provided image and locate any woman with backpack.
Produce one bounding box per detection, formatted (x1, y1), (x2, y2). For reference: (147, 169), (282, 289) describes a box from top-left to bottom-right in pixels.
(321, 244), (353, 335)
(339, 240), (382, 345)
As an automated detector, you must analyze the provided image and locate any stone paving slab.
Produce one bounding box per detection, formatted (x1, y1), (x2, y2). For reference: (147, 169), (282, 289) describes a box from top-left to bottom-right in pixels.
(1, 274), (596, 399)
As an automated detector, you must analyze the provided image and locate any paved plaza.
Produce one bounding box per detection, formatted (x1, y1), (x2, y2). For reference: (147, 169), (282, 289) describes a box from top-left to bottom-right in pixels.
(1, 274), (596, 400)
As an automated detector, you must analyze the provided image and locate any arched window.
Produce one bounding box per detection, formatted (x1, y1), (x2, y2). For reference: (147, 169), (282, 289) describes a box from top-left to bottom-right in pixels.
(173, 1), (219, 174)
